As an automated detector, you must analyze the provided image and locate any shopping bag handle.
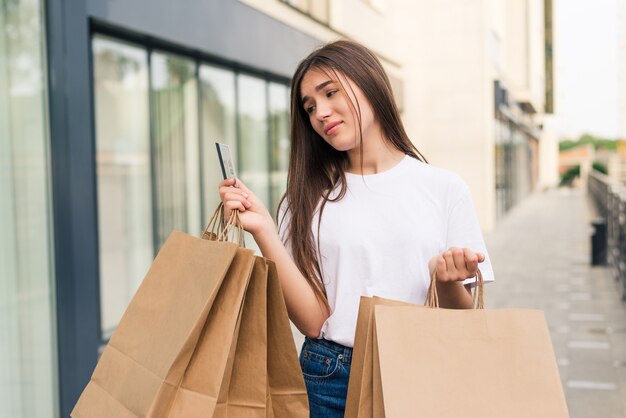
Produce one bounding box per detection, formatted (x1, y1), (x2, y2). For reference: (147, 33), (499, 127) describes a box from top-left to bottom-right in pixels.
(201, 202), (225, 240)
(201, 203), (246, 247)
(424, 269), (484, 309)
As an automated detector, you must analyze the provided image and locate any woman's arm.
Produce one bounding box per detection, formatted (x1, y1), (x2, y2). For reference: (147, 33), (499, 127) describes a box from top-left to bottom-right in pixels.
(429, 247), (483, 309)
(254, 228), (330, 337)
(219, 178), (329, 337)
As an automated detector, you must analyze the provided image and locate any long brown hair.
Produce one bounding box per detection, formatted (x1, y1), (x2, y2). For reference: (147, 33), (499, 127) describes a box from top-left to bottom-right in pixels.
(277, 40), (427, 309)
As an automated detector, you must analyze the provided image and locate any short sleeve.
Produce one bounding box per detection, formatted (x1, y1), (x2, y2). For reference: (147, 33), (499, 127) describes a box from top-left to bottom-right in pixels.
(446, 183), (495, 286)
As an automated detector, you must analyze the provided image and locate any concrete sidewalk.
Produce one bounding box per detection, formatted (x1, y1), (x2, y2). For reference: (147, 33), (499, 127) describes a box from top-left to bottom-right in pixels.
(485, 188), (626, 417)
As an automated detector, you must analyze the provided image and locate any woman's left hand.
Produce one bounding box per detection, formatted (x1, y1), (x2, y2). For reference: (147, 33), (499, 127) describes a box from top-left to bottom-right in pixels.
(428, 247), (484, 283)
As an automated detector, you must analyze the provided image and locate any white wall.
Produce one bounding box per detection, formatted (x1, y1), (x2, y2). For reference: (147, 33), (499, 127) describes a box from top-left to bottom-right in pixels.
(503, 0), (545, 114)
(538, 116), (560, 189)
(619, 0), (626, 139)
(392, 0), (496, 230)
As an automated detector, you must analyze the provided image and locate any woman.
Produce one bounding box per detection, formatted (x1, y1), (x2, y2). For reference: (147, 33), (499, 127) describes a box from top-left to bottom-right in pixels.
(219, 39), (494, 417)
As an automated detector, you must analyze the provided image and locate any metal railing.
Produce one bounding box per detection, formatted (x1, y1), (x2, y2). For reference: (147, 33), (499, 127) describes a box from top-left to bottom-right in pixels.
(588, 170), (626, 300)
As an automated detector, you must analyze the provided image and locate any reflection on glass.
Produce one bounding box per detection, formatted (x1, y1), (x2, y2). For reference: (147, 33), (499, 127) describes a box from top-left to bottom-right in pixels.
(494, 113), (533, 221)
(0, 0), (57, 416)
(238, 74), (269, 249)
(199, 65), (237, 221)
(91, 37), (293, 334)
(269, 82), (290, 216)
(93, 36), (153, 338)
(513, 130), (531, 204)
(151, 52), (200, 248)
(238, 74), (270, 207)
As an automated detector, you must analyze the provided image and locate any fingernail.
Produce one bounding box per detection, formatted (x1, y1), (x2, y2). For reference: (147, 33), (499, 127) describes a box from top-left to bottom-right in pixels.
(242, 192), (249, 198)
(245, 201), (251, 207)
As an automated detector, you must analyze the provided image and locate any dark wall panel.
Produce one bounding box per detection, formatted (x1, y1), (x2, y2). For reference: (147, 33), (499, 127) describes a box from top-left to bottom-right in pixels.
(87, 0), (321, 77)
(46, 0), (101, 417)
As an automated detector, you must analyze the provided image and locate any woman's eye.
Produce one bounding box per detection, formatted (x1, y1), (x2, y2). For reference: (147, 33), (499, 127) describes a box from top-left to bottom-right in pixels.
(306, 105), (316, 114)
(327, 90), (338, 98)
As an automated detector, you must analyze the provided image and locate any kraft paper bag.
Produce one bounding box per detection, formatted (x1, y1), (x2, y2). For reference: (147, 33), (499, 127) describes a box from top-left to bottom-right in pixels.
(169, 234), (308, 417)
(374, 305), (569, 417)
(347, 272), (570, 418)
(217, 256), (270, 417)
(213, 257), (308, 418)
(168, 249), (261, 417)
(345, 296), (415, 418)
(72, 231), (254, 417)
(265, 260), (309, 417)
(72, 206), (309, 417)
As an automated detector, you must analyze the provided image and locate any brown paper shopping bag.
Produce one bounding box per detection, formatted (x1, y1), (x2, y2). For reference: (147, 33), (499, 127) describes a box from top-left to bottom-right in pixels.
(345, 296), (415, 418)
(167, 249), (263, 417)
(71, 230), (254, 417)
(216, 257), (308, 418)
(205, 257), (308, 418)
(346, 272), (570, 418)
(265, 260), (309, 418)
(72, 206), (308, 417)
(169, 215), (308, 417)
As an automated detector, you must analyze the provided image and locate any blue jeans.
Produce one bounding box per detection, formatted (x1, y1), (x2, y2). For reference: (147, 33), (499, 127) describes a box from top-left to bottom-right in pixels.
(299, 337), (352, 418)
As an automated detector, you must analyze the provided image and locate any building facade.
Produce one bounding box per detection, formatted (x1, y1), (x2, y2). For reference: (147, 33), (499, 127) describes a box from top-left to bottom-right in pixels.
(391, 0), (555, 225)
(0, 0), (554, 416)
(617, 1), (626, 140)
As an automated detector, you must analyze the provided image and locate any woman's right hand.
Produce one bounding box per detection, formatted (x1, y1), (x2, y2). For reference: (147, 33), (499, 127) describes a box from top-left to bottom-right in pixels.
(218, 178), (276, 238)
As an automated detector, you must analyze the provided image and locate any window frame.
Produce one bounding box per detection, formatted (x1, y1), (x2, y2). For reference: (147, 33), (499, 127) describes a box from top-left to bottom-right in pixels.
(89, 22), (292, 347)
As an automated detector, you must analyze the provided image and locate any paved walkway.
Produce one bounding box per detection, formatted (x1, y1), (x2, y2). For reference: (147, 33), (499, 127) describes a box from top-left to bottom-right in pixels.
(485, 188), (626, 417)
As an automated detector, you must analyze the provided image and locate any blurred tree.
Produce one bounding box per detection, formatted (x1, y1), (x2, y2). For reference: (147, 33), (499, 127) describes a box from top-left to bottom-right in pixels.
(559, 133), (617, 152)
(559, 165), (580, 186)
(592, 161), (608, 175)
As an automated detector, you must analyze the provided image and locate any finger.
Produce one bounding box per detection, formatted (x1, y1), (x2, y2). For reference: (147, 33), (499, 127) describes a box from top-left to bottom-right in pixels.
(442, 251), (456, 281)
(477, 252), (485, 263)
(219, 185), (232, 199)
(219, 178), (237, 188)
(434, 255), (448, 281)
(233, 178), (251, 194)
(463, 248), (479, 274)
(451, 247), (466, 275)
(225, 192), (251, 209)
(220, 186), (249, 200)
(225, 200), (246, 212)
(224, 190), (250, 201)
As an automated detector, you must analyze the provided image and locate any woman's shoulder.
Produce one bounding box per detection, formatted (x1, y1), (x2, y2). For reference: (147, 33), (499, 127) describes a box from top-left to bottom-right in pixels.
(404, 156), (469, 193)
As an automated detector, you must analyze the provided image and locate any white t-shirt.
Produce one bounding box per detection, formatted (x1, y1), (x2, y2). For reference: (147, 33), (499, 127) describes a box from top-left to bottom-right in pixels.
(278, 155), (495, 347)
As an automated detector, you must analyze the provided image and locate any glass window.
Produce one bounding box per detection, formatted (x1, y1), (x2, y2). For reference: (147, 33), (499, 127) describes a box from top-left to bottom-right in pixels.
(238, 74), (270, 208)
(0, 0), (58, 416)
(269, 82), (290, 216)
(92, 36), (153, 339)
(199, 64), (237, 221)
(238, 74), (269, 249)
(151, 52), (200, 248)
(91, 35), (292, 333)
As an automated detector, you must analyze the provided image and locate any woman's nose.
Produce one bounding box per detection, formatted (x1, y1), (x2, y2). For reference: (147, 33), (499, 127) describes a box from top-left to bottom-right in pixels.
(315, 102), (332, 121)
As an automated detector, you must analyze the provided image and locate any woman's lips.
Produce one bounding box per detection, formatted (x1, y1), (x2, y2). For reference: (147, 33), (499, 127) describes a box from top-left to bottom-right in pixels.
(325, 121), (342, 136)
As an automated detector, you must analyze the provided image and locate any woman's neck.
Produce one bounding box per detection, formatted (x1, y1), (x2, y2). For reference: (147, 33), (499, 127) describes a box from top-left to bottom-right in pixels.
(345, 130), (406, 175)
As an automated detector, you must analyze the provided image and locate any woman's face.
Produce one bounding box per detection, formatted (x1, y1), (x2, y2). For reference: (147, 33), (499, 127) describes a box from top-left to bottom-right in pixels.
(300, 68), (377, 152)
